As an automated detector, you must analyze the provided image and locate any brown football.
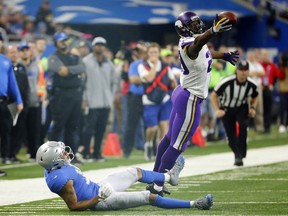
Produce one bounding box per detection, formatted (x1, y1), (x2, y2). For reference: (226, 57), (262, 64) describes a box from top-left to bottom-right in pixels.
(217, 11), (237, 26)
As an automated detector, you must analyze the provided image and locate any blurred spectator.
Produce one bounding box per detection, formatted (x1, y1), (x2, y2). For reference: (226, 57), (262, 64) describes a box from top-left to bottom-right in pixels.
(0, 12), (13, 34)
(47, 32), (86, 163)
(9, 10), (24, 36)
(138, 43), (177, 160)
(34, 37), (49, 143)
(81, 36), (118, 161)
(122, 43), (147, 159)
(0, 33), (23, 165)
(260, 49), (279, 133)
(6, 45), (30, 163)
(77, 40), (90, 58)
(35, 0), (55, 35)
(18, 41), (43, 161)
(161, 48), (181, 82)
(247, 49), (265, 132)
(21, 19), (35, 41)
(277, 50), (288, 133)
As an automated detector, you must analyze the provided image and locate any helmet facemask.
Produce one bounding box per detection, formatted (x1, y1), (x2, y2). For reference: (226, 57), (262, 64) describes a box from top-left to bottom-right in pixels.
(187, 16), (205, 35)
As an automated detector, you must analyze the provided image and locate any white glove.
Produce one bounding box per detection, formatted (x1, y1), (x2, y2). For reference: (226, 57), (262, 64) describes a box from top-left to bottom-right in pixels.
(212, 17), (232, 34)
(98, 183), (114, 199)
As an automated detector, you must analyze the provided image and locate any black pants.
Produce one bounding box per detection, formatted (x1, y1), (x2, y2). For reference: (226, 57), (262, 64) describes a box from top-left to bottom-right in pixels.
(82, 108), (110, 158)
(0, 101), (13, 159)
(279, 92), (288, 125)
(49, 95), (82, 153)
(10, 108), (28, 158)
(26, 106), (42, 159)
(122, 93), (143, 157)
(262, 87), (273, 132)
(221, 105), (249, 159)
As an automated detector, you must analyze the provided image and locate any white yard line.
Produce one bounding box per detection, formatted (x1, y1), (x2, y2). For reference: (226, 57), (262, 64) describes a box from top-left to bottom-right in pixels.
(0, 145), (288, 206)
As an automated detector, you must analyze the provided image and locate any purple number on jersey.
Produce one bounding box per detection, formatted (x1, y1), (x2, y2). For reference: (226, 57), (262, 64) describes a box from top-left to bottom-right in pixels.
(206, 51), (212, 73)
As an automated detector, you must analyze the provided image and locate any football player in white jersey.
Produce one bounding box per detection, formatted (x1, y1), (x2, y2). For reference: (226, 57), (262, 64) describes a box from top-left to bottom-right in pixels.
(36, 141), (213, 211)
(147, 11), (239, 196)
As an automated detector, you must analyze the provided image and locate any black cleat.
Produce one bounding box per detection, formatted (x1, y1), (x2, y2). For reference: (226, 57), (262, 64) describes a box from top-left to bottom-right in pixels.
(146, 183), (163, 197)
(163, 185), (171, 195)
(234, 158), (243, 166)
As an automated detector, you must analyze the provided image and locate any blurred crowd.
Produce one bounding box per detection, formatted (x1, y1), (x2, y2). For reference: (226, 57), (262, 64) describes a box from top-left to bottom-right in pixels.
(0, 0), (288, 167)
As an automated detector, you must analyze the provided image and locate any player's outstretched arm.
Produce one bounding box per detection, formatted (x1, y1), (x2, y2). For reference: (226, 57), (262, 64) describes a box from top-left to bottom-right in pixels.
(187, 17), (232, 60)
(59, 180), (101, 211)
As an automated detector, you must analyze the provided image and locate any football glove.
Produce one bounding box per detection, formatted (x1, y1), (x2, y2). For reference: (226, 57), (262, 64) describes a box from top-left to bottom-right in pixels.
(98, 183), (114, 199)
(212, 17), (232, 34)
(223, 50), (239, 65)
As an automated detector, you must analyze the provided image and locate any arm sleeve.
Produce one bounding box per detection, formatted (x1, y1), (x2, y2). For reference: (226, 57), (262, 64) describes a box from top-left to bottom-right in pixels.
(67, 56), (86, 75)
(251, 83), (259, 98)
(138, 64), (149, 82)
(48, 55), (63, 76)
(8, 64), (23, 104)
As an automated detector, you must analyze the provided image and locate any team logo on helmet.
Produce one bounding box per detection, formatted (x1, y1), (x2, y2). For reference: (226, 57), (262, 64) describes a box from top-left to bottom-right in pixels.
(175, 20), (183, 29)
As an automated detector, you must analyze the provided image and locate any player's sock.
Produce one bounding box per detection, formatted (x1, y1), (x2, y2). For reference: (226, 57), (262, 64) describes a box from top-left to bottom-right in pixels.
(155, 146), (180, 186)
(152, 195), (190, 208)
(153, 135), (170, 171)
(139, 169), (165, 184)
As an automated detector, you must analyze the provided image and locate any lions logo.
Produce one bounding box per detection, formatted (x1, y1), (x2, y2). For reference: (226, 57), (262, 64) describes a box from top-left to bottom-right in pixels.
(175, 20), (183, 29)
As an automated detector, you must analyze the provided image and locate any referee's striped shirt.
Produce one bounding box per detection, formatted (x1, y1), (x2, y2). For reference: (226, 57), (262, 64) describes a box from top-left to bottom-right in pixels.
(214, 74), (258, 108)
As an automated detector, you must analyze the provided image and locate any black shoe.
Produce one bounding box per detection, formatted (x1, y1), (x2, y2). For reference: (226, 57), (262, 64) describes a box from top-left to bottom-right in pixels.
(3, 157), (12, 164)
(146, 183), (163, 196)
(96, 155), (106, 162)
(234, 158), (243, 166)
(162, 185), (171, 195)
(10, 157), (21, 164)
(0, 171), (7, 177)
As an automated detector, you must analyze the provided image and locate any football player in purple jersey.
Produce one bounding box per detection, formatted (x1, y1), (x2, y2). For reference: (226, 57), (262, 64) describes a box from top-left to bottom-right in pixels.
(147, 11), (239, 195)
(36, 141), (213, 211)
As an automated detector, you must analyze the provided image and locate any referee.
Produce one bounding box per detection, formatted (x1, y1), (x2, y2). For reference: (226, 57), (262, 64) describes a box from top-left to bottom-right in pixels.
(211, 60), (259, 166)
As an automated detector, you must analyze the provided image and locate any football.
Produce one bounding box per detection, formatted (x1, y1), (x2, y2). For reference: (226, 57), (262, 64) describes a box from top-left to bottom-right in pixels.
(217, 11), (237, 26)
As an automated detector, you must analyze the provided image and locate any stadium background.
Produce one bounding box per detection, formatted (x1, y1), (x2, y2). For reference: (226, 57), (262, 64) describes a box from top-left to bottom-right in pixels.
(4, 0), (288, 57)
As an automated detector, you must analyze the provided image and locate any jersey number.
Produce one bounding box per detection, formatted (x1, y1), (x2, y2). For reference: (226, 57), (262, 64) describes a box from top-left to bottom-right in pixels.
(206, 51), (212, 73)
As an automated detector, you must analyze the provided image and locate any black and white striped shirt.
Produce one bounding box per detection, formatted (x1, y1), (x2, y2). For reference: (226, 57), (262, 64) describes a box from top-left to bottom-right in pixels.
(214, 75), (258, 108)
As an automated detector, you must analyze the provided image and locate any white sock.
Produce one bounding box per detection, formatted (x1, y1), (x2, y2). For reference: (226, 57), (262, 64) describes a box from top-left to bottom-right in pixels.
(164, 173), (170, 182)
(190, 201), (195, 208)
(153, 184), (163, 192)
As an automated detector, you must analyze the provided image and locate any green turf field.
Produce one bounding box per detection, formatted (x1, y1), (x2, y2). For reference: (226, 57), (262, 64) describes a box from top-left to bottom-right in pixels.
(0, 126), (288, 215)
(0, 161), (287, 215)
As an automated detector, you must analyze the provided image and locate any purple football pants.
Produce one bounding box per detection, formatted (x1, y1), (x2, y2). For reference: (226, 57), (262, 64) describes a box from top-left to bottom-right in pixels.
(153, 85), (203, 176)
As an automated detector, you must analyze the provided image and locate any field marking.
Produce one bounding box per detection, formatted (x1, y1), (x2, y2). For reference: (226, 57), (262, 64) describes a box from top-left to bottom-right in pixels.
(217, 201), (288, 204)
(0, 144), (288, 206)
(0, 162), (37, 169)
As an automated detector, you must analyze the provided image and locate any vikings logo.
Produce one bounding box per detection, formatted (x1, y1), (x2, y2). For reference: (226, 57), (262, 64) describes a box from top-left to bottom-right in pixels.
(175, 20), (183, 28)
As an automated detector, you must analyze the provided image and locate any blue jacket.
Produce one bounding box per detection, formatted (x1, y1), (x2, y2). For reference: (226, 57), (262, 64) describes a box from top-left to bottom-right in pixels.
(0, 54), (22, 104)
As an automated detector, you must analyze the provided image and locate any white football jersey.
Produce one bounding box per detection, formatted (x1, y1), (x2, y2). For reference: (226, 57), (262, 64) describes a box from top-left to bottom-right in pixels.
(179, 37), (212, 99)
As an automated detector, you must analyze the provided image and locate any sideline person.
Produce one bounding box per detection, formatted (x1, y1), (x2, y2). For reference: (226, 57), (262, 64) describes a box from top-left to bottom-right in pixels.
(211, 60), (259, 166)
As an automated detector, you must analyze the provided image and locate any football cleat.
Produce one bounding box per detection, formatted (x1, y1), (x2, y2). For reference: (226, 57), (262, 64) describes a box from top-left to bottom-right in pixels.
(168, 155), (185, 186)
(194, 194), (213, 210)
(146, 183), (164, 197)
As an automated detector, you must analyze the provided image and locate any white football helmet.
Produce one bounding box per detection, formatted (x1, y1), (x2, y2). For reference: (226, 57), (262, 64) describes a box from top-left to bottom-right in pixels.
(36, 141), (74, 171)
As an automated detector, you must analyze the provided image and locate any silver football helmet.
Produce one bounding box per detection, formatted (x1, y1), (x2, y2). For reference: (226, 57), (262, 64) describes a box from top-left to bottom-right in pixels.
(36, 141), (74, 171)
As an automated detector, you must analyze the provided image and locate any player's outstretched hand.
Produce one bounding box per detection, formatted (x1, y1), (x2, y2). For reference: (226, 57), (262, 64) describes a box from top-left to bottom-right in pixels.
(223, 50), (239, 65)
(98, 183), (114, 199)
(212, 17), (232, 33)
